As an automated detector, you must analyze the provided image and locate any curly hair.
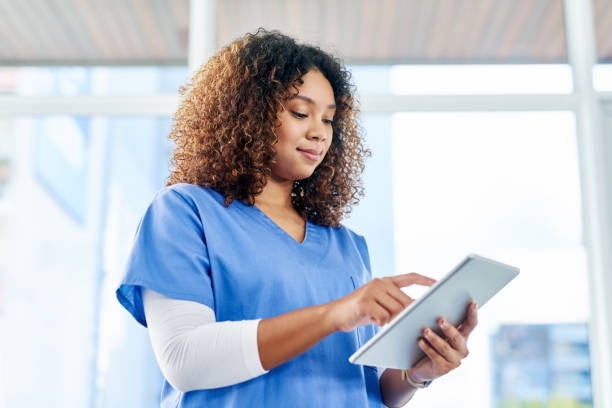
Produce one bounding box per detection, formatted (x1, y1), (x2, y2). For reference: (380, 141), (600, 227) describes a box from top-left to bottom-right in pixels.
(167, 28), (369, 227)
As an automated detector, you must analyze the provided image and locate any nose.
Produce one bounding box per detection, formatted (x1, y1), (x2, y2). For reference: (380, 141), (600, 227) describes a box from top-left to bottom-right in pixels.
(306, 120), (327, 142)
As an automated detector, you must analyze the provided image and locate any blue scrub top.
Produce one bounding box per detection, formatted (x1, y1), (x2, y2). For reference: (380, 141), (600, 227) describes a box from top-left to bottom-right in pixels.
(116, 183), (383, 407)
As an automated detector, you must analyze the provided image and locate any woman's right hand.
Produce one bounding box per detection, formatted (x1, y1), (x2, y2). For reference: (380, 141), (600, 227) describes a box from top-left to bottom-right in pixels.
(326, 273), (436, 332)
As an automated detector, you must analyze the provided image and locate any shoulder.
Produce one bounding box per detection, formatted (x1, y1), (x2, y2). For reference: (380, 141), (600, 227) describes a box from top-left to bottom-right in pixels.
(139, 184), (229, 229)
(160, 183), (224, 204)
(322, 223), (369, 257)
(334, 223), (367, 246)
(334, 224), (371, 271)
(151, 183), (226, 213)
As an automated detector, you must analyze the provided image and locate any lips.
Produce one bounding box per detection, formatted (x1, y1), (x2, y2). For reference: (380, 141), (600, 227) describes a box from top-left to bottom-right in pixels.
(297, 148), (321, 161)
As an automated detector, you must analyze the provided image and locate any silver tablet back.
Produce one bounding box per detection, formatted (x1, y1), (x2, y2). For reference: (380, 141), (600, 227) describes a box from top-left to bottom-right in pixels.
(349, 254), (519, 369)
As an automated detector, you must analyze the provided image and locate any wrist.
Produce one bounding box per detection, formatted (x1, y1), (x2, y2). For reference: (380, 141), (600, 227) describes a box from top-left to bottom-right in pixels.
(406, 368), (430, 384)
(319, 301), (340, 334)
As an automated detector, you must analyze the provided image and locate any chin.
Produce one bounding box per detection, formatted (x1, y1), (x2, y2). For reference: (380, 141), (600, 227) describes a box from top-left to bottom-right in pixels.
(293, 172), (315, 181)
(273, 162), (319, 182)
(289, 168), (317, 181)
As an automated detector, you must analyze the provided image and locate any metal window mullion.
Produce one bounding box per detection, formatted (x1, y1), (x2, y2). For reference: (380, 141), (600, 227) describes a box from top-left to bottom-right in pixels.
(188, 0), (216, 75)
(0, 93), (580, 117)
(563, 2), (612, 408)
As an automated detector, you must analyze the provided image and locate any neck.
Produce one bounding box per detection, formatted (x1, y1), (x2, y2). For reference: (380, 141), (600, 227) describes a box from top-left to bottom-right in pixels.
(254, 176), (294, 210)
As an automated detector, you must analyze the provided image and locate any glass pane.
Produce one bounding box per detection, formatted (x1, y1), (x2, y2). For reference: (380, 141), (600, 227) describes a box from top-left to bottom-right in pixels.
(392, 111), (592, 407)
(350, 64), (574, 95)
(390, 65), (573, 95)
(593, 64), (612, 91)
(344, 113), (396, 278)
(0, 66), (188, 96)
(0, 115), (170, 408)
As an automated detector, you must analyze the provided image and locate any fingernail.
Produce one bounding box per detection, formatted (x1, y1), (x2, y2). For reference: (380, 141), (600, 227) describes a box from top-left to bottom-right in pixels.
(440, 319), (446, 328)
(424, 329), (431, 337)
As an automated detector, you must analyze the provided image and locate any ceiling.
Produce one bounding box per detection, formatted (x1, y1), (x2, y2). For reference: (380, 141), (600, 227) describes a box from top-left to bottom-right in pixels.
(0, 0), (611, 65)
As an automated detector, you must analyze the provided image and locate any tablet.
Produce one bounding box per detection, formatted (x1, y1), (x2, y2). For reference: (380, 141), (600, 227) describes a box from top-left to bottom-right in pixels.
(349, 253), (519, 369)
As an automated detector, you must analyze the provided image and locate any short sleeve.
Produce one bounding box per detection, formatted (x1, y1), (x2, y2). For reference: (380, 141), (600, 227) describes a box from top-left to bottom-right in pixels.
(116, 187), (214, 327)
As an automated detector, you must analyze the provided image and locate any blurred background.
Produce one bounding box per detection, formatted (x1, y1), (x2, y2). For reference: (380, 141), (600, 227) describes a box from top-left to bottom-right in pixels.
(0, 0), (611, 407)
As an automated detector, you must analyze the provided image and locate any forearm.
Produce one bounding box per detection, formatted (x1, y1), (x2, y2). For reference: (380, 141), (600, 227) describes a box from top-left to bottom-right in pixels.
(379, 368), (418, 408)
(257, 303), (337, 370)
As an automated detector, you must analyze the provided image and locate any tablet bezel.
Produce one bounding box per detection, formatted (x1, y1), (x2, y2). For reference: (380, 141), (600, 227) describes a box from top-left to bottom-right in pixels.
(349, 253), (519, 368)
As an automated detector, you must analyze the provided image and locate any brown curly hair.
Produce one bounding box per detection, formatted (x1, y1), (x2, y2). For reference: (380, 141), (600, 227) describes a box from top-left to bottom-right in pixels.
(167, 28), (370, 227)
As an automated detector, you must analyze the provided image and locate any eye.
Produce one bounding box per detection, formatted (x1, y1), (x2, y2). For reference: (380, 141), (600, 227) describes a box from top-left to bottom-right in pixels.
(291, 111), (307, 119)
(323, 119), (334, 126)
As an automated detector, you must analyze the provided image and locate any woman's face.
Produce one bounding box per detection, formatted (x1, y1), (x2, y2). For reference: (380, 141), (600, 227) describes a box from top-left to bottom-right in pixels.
(271, 69), (336, 182)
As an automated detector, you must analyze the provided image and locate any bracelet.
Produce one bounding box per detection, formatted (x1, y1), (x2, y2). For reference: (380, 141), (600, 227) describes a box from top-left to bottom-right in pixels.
(401, 370), (432, 388)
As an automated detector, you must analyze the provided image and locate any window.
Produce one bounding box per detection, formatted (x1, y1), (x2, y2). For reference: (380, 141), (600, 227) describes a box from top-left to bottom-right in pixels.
(392, 111), (590, 407)
(0, 66), (181, 408)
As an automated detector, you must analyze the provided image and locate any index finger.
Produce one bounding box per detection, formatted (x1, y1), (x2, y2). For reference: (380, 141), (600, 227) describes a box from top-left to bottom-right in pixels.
(390, 272), (436, 288)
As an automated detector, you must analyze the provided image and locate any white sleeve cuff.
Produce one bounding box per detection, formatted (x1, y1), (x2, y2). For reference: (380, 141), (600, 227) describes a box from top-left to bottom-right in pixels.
(241, 318), (269, 377)
(142, 287), (269, 391)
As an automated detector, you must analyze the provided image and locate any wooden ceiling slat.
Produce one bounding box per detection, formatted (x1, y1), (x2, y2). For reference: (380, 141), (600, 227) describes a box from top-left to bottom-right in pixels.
(321, 0), (342, 57)
(169, 0), (188, 29)
(219, 0), (252, 44)
(0, 14), (17, 59)
(407, 0), (437, 58)
(387, 0), (415, 60)
(374, 0), (398, 60)
(8, 0), (53, 59)
(593, 0), (609, 50)
(324, 0), (346, 58)
(0, 1), (33, 59)
(357, 0), (379, 60)
(215, 0), (229, 50)
(443, 0), (474, 60)
(132, 0), (168, 60)
(554, 0), (569, 59)
(33, 0), (75, 59)
(459, 0), (496, 61)
(594, 0), (612, 60)
(72, 0), (117, 60)
(81, 0), (130, 59)
(245, 0), (268, 37)
(107, 0), (141, 59)
(497, 0), (532, 59)
(150, 0), (185, 60)
(481, 0), (516, 59)
(305, 0), (327, 44)
(214, 0), (230, 47)
(167, 0), (188, 51)
(112, 0), (148, 59)
(531, 0), (556, 60)
(428, 0), (460, 59)
(267, 0), (293, 41)
(273, 0), (302, 42)
(533, 0), (566, 60)
(51, 0), (99, 60)
(513, 0), (550, 59)
(2, 0), (612, 65)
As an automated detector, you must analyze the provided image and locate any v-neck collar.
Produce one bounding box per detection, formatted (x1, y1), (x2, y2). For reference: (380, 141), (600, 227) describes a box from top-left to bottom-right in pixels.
(250, 204), (310, 246)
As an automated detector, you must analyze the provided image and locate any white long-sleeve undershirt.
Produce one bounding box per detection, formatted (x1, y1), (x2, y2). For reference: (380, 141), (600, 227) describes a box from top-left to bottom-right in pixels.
(141, 287), (269, 392)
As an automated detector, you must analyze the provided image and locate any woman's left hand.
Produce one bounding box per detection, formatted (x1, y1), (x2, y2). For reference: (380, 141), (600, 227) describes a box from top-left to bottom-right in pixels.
(407, 301), (478, 383)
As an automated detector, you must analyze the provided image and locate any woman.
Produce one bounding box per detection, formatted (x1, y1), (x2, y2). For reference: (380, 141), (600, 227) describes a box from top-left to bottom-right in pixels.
(116, 29), (477, 407)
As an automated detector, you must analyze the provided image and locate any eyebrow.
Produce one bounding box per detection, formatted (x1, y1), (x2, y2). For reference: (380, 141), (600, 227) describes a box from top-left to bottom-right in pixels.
(290, 95), (336, 110)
